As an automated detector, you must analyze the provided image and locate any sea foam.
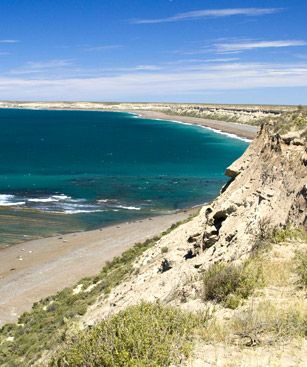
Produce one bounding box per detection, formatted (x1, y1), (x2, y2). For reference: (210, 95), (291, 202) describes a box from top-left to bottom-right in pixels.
(0, 194), (26, 206)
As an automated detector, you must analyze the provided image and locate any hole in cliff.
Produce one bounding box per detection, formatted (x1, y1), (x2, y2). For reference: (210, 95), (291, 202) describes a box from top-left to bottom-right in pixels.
(158, 258), (172, 273)
(187, 233), (200, 243)
(183, 249), (197, 260)
(213, 211), (228, 231)
(205, 208), (213, 215)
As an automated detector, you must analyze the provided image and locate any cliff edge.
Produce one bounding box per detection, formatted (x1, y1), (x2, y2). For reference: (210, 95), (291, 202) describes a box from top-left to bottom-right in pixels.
(83, 113), (307, 326)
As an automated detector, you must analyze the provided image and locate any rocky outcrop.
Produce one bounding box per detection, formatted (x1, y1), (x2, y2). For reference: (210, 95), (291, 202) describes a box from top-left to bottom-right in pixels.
(82, 123), (307, 326)
(202, 125), (307, 252)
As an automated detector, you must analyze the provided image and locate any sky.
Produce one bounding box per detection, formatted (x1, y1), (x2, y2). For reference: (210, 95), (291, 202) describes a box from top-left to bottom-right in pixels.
(0, 0), (306, 104)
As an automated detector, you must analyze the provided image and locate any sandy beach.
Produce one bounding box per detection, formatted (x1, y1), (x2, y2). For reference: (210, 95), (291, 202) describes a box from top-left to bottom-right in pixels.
(0, 209), (196, 325)
(132, 110), (259, 140)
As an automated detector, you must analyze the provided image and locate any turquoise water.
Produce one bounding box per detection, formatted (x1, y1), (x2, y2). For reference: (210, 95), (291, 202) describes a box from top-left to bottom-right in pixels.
(0, 109), (248, 245)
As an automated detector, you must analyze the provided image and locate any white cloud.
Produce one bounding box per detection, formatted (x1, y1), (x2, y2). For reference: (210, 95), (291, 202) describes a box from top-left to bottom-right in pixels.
(164, 58), (240, 66)
(216, 40), (307, 53)
(83, 45), (124, 52)
(9, 59), (73, 75)
(26, 60), (73, 69)
(173, 39), (307, 56)
(128, 65), (162, 71)
(131, 8), (281, 24)
(9, 62), (163, 78)
(0, 39), (19, 43)
(1, 61), (307, 101)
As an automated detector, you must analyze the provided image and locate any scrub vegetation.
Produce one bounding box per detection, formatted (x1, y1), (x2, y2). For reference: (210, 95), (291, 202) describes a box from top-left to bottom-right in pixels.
(0, 220), (306, 366)
(202, 259), (264, 309)
(50, 302), (203, 367)
(0, 217), (194, 367)
(0, 236), (160, 366)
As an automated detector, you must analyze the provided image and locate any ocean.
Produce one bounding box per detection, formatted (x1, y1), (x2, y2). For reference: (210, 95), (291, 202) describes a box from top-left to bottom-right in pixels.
(0, 109), (248, 246)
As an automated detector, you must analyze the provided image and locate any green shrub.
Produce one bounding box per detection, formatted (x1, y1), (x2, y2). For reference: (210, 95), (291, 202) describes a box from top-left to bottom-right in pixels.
(273, 227), (307, 244)
(202, 260), (264, 309)
(50, 302), (200, 367)
(271, 110), (307, 135)
(161, 246), (169, 254)
(295, 249), (307, 287)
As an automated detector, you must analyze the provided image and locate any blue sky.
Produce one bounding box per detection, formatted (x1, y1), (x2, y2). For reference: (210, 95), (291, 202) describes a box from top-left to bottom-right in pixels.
(0, 0), (306, 104)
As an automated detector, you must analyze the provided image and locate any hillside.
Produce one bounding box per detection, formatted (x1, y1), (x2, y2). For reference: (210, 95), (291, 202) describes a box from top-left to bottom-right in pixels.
(0, 101), (302, 125)
(79, 110), (307, 321)
(0, 111), (306, 366)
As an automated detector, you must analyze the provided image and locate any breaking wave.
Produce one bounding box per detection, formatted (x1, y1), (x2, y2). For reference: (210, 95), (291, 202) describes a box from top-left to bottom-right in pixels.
(0, 193), (144, 214)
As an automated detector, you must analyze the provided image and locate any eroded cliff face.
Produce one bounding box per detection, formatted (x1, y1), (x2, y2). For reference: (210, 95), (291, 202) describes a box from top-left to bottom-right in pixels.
(208, 124), (307, 251)
(83, 124), (307, 326)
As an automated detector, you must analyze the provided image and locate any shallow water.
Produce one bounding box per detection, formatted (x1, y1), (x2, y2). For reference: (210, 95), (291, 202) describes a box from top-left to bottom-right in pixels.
(0, 109), (248, 245)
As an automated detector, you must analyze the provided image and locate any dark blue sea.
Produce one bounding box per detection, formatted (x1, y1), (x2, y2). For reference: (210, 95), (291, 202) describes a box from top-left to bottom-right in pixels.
(0, 109), (248, 245)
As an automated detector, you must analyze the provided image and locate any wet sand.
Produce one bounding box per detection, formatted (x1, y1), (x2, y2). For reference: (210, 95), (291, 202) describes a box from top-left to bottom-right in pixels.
(132, 110), (259, 140)
(0, 209), (196, 326)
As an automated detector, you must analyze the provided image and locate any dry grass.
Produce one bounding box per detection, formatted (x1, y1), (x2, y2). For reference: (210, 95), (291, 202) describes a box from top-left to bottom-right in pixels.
(295, 249), (307, 288)
(200, 299), (307, 347)
(270, 109), (307, 135)
(200, 235), (307, 349)
(230, 300), (307, 344)
(188, 229), (307, 366)
(262, 258), (293, 287)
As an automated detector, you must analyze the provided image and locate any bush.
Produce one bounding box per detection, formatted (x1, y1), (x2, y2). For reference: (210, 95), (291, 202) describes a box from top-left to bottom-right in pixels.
(201, 300), (307, 346)
(295, 249), (307, 287)
(231, 300), (307, 343)
(50, 302), (200, 367)
(202, 260), (264, 309)
(251, 217), (273, 254)
(273, 227), (307, 244)
(271, 110), (307, 135)
(161, 246), (169, 254)
(252, 225), (307, 255)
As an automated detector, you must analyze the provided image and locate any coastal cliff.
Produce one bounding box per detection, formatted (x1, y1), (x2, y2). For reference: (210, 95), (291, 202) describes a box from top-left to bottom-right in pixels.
(82, 114), (307, 326)
(0, 100), (295, 125)
(49, 113), (306, 366)
(1, 112), (306, 367)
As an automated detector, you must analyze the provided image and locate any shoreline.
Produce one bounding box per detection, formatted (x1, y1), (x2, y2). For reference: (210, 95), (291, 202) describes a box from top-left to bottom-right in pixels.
(130, 110), (258, 141)
(0, 105), (258, 140)
(0, 107), (253, 325)
(0, 208), (197, 326)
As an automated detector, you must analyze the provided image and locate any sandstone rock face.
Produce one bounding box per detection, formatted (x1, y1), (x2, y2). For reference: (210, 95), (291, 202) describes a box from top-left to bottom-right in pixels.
(206, 125), (307, 252)
(83, 124), (307, 326)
